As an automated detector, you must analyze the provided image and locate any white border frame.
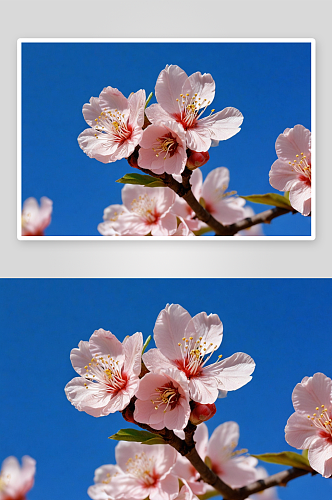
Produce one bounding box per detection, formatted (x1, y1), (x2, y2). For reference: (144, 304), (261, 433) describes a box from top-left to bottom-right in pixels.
(17, 38), (316, 241)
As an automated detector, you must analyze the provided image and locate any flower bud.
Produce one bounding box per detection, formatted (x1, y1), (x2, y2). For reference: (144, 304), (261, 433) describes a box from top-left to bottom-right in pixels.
(189, 402), (216, 425)
(186, 150), (210, 170)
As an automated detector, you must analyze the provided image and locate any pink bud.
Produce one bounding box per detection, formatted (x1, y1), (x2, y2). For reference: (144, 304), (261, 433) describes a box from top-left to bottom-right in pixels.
(186, 150), (210, 170)
(189, 402), (216, 425)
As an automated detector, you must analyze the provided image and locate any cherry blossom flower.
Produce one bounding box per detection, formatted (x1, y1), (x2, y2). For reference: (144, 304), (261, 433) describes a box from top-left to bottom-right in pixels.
(146, 65), (243, 152)
(78, 87), (146, 164)
(285, 372), (332, 477)
(65, 329), (143, 417)
(173, 422), (258, 491)
(97, 185), (177, 236)
(171, 168), (246, 232)
(0, 455), (36, 500)
(189, 402), (216, 425)
(134, 368), (190, 431)
(138, 122), (187, 175)
(143, 304), (255, 404)
(269, 124), (311, 216)
(103, 442), (179, 500)
(88, 464), (122, 500)
(186, 150), (210, 170)
(21, 197), (53, 236)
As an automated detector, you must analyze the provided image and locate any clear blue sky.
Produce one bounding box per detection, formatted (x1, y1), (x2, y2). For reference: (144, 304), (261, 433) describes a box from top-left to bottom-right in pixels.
(21, 41), (312, 236)
(1, 278), (330, 499)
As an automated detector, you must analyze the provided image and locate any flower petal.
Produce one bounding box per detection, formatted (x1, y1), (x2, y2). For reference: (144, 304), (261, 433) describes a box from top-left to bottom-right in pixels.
(153, 304), (192, 361)
(204, 352), (255, 391)
(292, 372), (332, 415)
(155, 65), (189, 115)
(308, 438), (332, 477)
(285, 411), (320, 449)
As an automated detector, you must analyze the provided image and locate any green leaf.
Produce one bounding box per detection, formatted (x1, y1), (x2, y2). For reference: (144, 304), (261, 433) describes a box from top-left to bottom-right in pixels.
(252, 451), (312, 471)
(116, 173), (165, 188)
(142, 335), (152, 354)
(109, 428), (166, 445)
(240, 193), (292, 209)
(145, 92), (153, 108)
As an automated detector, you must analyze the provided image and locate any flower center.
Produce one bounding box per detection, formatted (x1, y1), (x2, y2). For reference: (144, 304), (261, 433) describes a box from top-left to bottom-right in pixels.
(83, 356), (127, 394)
(288, 152), (311, 186)
(173, 93), (214, 130)
(126, 453), (157, 486)
(94, 109), (132, 143)
(131, 194), (158, 224)
(307, 405), (332, 441)
(151, 382), (181, 412)
(152, 133), (179, 160)
(175, 336), (220, 378)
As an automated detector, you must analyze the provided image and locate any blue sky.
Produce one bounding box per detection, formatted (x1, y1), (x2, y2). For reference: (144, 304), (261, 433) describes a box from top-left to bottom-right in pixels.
(21, 41), (312, 237)
(1, 278), (330, 500)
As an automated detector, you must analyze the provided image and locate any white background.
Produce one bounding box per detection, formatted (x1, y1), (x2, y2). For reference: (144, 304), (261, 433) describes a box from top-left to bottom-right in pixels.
(2, 0), (331, 277)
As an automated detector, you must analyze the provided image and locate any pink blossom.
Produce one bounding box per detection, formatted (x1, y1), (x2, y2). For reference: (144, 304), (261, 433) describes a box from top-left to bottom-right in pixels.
(285, 372), (332, 477)
(143, 304), (255, 404)
(88, 464), (122, 500)
(0, 456), (36, 500)
(171, 168), (246, 232)
(146, 65), (243, 152)
(78, 87), (146, 164)
(65, 329), (143, 417)
(105, 442), (179, 500)
(134, 368), (190, 431)
(186, 150), (210, 170)
(21, 197), (52, 236)
(269, 124), (311, 216)
(138, 122), (187, 175)
(189, 402), (216, 425)
(173, 422), (258, 491)
(97, 185), (177, 236)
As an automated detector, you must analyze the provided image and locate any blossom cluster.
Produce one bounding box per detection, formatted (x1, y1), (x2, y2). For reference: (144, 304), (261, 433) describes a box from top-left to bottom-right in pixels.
(87, 424), (279, 500)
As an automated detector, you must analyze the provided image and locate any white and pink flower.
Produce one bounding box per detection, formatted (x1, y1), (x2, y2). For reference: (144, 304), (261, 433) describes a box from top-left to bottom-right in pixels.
(138, 122), (187, 175)
(134, 368), (191, 431)
(78, 87), (146, 164)
(97, 185), (178, 236)
(269, 124), (311, 216)
(0, 455), (36, 500)
(100, 442), (179, 500)
(65, 329), (143, 417)
(171, 168), (246, 232)
(146, 65), (243, 152)
(285, 372), (332, 477)
(88, 464), (122, 500)
(173, 422), (258, 491)
(21, 197), (53, 236)
(143, 304), (255, 404)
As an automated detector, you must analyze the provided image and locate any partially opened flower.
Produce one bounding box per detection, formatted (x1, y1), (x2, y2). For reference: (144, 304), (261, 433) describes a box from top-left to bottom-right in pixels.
(65, 329), (143, 417)
(285, 372), (332, 477)
(0, 455), (36, 500)
(107, 442), (179, 500)
(134, 368), (190, 431)
(97, 185), (177, 236)
(138, 122), (187, 175)
(21, 197), (53, 236)
(269, 124), (311, 215)
(146, 65), (243, 152)
(143, 304), (255, 404)
(171, 168), (246, 232)
(78, 87), (146, 164)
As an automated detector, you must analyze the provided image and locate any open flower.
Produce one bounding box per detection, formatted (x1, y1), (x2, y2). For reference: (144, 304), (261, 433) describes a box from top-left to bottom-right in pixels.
(0, 456), (36, 500)
(134, 368), (190, 431)
(143, 304), (255, 404)
(146, 65), (243, 152)
(97, 185), (177, 236)
(88, 464), (122, 500)
(269, 124), (311, 215)
(171, 168), (246, 232)
(105, 442), (179, 500)
(78, 87), (146, 163)
(285, 372), (332, 477)
(21, 197), (53, 236)
(138, 122), (187, 175)
(173, 422), (257, 491)
(65, 329), (143, 417)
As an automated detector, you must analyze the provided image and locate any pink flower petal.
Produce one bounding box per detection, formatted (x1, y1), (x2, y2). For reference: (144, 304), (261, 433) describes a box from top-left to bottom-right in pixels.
(70, 340), (93, 376)
(128, 89), (146, 128)
(289, 182), (311, 215)
(199, 107), (243, 141)
(204, 352), (255, 392)
(285, 411), (320, 449)
(143, 348), (175, 372)
(123, 331), (143, 376)
(89, 329), (124, 361)
(153, 304), (192, 361)
(188, 376), (219, 404)
(308, 438), (332, 477)
(155, 65), (189, 115)
(276, 125), (311, 163)
(292, 372), (332, 415)
(219, 456), (258, 488)
(185, 311), (223, 353)
(208, 421), (239, 463)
